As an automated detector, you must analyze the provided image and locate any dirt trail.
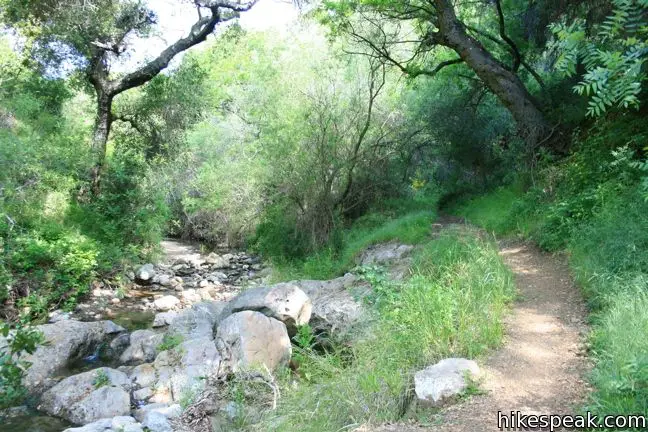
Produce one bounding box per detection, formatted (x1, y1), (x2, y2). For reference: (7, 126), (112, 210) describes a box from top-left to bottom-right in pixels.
(360, 239), (591, 431)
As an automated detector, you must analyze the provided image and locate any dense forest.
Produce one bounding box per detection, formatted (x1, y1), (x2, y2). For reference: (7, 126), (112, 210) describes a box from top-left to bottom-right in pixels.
(1, 0), (647, 431)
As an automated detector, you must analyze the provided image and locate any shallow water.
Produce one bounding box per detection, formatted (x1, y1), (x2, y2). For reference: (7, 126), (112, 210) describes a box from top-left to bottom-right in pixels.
(107, 309), (155, 331)
(1, 409), (71, 432)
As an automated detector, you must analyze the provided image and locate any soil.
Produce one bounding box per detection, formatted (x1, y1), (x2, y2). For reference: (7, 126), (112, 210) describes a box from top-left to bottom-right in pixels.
(356, 236), (591, 431)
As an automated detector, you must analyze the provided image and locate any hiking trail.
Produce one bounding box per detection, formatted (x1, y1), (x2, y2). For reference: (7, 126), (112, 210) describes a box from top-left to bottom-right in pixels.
(360, 235), (591, 431)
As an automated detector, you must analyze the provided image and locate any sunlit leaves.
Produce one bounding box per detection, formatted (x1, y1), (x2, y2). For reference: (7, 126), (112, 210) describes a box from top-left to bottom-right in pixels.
(550, 0), (647, 116)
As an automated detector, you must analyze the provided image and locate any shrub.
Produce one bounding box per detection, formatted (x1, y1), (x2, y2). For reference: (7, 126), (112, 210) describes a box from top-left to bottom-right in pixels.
(261, 229), (514, 431)
(0, 320), (43, 409)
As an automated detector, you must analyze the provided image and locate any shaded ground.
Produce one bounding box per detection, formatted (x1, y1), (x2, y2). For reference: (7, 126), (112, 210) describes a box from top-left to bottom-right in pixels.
(357, 236), (591, 431)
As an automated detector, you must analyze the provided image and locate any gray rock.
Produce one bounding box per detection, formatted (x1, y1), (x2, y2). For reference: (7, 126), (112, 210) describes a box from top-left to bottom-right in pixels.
(154, 274), (173, 287)
(358, 242), (414, 266)
(221, 284), (311, 334)
(180, 288), (202, 304)
(293, 274), (365, 337)
(48, 309), (72, 323)
(414, 358), (480, 406)
(120, 330), (164, 365)
(39, 367), (131, 425)
(167, 302), (225, 341)
(130, 363), (157, 388)
(63, 416), (143, 432)
(136, 263), (156, 284)
(216, 311), (291, 373)
(135, 403), (182, 431)
(142, 411), (172, 432)
(154, 295), (180, 311)
(107, 332), (131, 359)
(205, 252), (230, 269)
(19, 320), (125, 395)
(62, 418), (112, 432)
(152, 312), (178, 328)
(133, 386), (153, 402)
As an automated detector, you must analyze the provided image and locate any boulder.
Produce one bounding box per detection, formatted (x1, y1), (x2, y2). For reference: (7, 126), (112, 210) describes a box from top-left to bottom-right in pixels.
(107, 332), (131, 359)
(154, 295), (180, 311)
(292, 274), (365, 336)
(136, 264), (156, 285)
(151, 336), (222, 402)
(119, 330), (164, 365)
(152, 312), (178, 328)
(48, 309), (72, 323)
(18, 320), (125, 395)
(221, 284), (311, 333)
(357, 242), (414, 266)
(167, 302), (225, 341)
(63, 416), (143, 432)
(414, 358), (480, 406)
(153, 274), (174, 287)
(130, 363), (157, 388)
(216, 311), (291, 373)
(135, 404), (181, 432)
(39, 367), (131, 425)
(205, 252), (230, 268)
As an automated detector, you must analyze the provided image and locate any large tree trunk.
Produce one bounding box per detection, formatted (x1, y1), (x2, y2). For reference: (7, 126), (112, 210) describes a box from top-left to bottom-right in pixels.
(434, 0), (550, 147)
(90, 92), (113, 195)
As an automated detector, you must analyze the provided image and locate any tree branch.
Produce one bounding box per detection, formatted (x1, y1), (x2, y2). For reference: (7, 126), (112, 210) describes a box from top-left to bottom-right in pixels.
(493, 0), (521, 72)
(464, 24), (545, 89)
(112, 2), (257, 94)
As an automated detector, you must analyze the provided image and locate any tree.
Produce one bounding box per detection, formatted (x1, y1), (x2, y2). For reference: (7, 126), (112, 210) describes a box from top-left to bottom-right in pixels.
(551, 0), (648, 117)
(1, 0), (258, 194)
(323, 0), (553, 148)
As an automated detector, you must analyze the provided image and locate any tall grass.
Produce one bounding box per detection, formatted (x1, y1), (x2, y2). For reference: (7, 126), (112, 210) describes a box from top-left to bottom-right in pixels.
(452, 180), (648, 426)
(271, 209), (436, 281)
(260, 229), (515, 431)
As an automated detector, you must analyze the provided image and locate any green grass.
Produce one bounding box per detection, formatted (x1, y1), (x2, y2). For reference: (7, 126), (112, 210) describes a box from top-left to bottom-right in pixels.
(451, 184), (540, 237)
(259, 229), (515, 431)
(271, 209), (436, 281)
(451, 178), (648, 427)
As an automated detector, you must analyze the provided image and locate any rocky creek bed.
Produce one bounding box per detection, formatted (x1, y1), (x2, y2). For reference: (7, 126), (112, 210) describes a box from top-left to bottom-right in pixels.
(1, 240), (479, 432)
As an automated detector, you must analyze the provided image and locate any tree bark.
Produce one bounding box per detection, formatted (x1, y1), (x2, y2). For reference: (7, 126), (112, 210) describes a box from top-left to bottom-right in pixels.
(433, 0), (550, 147)
(85, 2), (257, 195)
(90, 92), (113, 196)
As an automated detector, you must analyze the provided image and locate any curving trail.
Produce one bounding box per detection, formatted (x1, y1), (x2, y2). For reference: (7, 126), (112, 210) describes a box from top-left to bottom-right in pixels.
(358, 238), (591, 432)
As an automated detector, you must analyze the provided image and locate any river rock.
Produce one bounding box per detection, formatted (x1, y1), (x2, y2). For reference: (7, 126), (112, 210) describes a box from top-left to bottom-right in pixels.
(136, 264), (156, 284)
(205, 252), (230, 268)
(48, 309), (72, 323)
(120, 330), (164, 365)
(39, 367), (131, 425)
(18, 320), (125, 395)
(63, 416), (143, 432)
(358, 242), (414, 266)
(152, 311), (177, 327)
(221, 284), (311, 334)
(216, 311), (291, 373)
(154, 295), (180, 311)
(414, 358), (480, 406)
(167, 302), (225, 340)
(292, 274), (365, 337)
(130, 363), (157, 388)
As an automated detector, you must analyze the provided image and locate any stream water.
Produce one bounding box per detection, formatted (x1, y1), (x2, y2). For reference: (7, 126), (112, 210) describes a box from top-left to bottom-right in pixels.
(1, 408), (71, 432)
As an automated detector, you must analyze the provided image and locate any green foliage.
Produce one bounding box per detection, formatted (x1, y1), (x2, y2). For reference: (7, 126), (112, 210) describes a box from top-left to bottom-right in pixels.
(451, 116), (648, 424)
(269, 200), (437, 281)
(92, 369), (110, 389)
(551, 0), (648, 116)
(260, 229), (514, 431)
(0, 320), (43, 409)
(157, 334), (183, 352)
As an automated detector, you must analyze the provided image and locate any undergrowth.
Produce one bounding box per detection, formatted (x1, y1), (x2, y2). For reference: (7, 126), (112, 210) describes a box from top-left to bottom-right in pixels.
(450, 116), (648, 429)
(258, 229), (514, 431)
(268, 195), (438, 281)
